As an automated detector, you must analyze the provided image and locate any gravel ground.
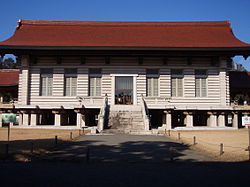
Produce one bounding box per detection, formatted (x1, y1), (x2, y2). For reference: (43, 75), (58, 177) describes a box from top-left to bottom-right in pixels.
(0, 128), (82, 159)
(164, 129), (249, 161)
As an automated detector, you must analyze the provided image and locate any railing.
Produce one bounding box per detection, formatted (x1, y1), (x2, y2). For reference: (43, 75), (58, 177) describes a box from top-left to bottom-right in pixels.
(144, 97), (171, 105)
(97, 94), (108, 132)
(76, 96), (104, 107)
(141, 94), (150, 131)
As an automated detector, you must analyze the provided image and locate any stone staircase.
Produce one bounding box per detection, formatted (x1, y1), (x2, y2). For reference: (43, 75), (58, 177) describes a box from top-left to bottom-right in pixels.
(104, 105), (149, 134)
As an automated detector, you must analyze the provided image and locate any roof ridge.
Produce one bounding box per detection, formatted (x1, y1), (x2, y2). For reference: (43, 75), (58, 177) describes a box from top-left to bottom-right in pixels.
(19, 19), (230, 27)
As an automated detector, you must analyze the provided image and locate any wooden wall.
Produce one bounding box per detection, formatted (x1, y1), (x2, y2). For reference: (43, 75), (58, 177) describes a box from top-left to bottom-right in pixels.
(17, 56), (230, 109)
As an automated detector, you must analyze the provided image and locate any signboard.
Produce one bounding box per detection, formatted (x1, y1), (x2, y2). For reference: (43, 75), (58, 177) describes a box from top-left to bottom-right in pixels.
(242, 116), (250, 126)
(2, 113), (16, 123)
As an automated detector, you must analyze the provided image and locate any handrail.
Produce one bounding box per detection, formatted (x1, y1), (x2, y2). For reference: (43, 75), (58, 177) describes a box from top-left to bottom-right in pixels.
(141, 94), (150, 131)
(97, 94), (108, 132)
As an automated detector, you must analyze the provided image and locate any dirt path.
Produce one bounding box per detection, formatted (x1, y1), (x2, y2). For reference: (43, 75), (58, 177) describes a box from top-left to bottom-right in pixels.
(40, 134), (213, 162)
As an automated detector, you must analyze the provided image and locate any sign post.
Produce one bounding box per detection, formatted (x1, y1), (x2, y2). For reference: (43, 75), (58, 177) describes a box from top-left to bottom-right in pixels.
(242, 116), (250, 160)
(2, 113), (16, 142)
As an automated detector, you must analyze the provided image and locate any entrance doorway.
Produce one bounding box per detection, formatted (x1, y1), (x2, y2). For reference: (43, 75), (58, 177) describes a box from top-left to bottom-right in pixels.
(115, 76), (133, 104)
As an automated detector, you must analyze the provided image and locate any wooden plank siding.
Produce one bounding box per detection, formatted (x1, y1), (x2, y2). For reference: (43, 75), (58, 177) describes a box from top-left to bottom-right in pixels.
(19, 56), (230, 109)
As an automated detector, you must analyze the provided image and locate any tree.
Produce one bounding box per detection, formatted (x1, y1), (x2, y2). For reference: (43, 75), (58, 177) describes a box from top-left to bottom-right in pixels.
(0, 57), (16, 69)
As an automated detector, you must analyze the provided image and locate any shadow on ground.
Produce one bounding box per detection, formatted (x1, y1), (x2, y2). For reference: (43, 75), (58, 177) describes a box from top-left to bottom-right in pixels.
(0, 135), (249, 186)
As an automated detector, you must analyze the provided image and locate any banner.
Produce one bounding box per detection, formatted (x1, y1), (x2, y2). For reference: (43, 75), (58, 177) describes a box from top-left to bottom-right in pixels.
(2, 113), (16, 123)
(242, 116), (250, 126)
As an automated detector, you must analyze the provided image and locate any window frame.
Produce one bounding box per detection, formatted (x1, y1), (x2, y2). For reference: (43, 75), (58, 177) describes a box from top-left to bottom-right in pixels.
(171, 69), (184, 97)
(195, 69), (208, 97)
(146, 69), (159, 97)
(89, 68), (102, 97)
(40, 69), (53, 96)
(64, 68), (77, 97)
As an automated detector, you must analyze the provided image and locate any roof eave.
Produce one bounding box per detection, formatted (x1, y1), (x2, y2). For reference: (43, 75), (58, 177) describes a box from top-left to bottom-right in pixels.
(1, 45), (250, 57)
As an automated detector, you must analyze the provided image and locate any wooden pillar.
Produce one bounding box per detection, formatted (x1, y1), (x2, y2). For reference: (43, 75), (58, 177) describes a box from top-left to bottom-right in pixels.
(218, 112), (225, 127)
(164, 110), (172, 130)
(53, 111), (61, 127)
(184, 111), (193, 128)
(232, 112), (238, 129)
(207, 112), (217, 127)
(0, 111), (2, 127)
(18, 112), (23, 126)
(21, 56), (30, 105)
(75, 109), (86, 128)
(54, 113), (61, 127)
(76, 113), (82, 128)
(30, 111), (38, 127)
(22, 111), (30, 126)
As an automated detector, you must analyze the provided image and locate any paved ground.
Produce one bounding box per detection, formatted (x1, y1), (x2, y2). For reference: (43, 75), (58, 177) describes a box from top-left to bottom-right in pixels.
(39, 134), (213, 162)
(0, 134), (249, 186)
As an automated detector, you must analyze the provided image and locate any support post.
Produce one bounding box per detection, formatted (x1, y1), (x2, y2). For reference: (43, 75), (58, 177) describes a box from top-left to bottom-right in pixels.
(218, 112), (225, 127)
(81, 114), (86, 127)
(76, 112), (82, 128)
(18, 113), (23, 126)
(232, 112), (238, 128)
(22, 112), (29, 126)
(207, 112), (217, 127)
(0, 111), (2, 127)
(21, 56), (30, 105)
(164, 110), (172, 130)
(54, 113), (61, 127)
(30, 112), (38, 127)
(184, 111), (193, 128)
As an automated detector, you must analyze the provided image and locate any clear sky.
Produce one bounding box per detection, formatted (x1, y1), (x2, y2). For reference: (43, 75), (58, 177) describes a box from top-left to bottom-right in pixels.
(0, 0), (250, 69)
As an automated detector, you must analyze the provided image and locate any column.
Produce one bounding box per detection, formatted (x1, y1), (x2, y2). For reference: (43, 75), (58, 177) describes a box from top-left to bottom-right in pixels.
(22, 112), (30, 126)
(18, 113), (23, 126)
(232, 112), (238, 128)
(0, 111), (2, 127)
(21, 56), (30, 105)
(30, 111), (38, 127)
(207, 112), (217, 127)
(184, 112), (193, 128)
(81, 114), (86, 127)
(164, 110), (172, 130)
(218, 112), (225, 127)
(54, 113), (61, 127)
(76, 112), (82, 128)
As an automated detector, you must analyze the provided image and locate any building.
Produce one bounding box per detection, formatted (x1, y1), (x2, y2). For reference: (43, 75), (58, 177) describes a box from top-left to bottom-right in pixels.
(229, 71), (250, 105)
(0, 20), (250, 133)
(0, 69), (19, 104)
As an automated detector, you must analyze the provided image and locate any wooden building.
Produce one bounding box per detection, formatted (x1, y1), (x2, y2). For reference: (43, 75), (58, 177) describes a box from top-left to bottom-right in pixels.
(0, 69), (19, 103)
(0, 20), (250, 133)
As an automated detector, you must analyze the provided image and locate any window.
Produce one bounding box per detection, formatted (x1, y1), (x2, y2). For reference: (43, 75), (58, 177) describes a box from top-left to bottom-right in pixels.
(171, 69), (183, 97)
(40, 69), (53, 96)
(89, 68), (101, 96)
(195, 70), (207, 97)
(64, 68), (77, 96)
(146, 69), (159, 96)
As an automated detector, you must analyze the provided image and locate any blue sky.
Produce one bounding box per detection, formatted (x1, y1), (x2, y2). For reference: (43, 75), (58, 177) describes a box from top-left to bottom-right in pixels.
(0, 0), (250, 69)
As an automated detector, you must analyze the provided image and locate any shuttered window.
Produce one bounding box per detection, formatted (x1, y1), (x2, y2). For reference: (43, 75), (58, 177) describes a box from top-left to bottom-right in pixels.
(40, 69), (53, 96)
(171, 69), (183, 97)
(146, 69), (159, 96)
(195, 70), (207, 97)
(89, 69), (101, 96)
(64, 69), (77, 96)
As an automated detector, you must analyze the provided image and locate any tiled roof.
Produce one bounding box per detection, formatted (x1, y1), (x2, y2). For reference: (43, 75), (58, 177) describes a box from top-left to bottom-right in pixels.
(0, 69), (19, 86)
(0, 20), (249, 48)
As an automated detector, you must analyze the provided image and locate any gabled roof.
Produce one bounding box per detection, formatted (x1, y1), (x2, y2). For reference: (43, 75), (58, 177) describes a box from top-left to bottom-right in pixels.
(0, 69), (19, 86)
(0, 20), (249, 49)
